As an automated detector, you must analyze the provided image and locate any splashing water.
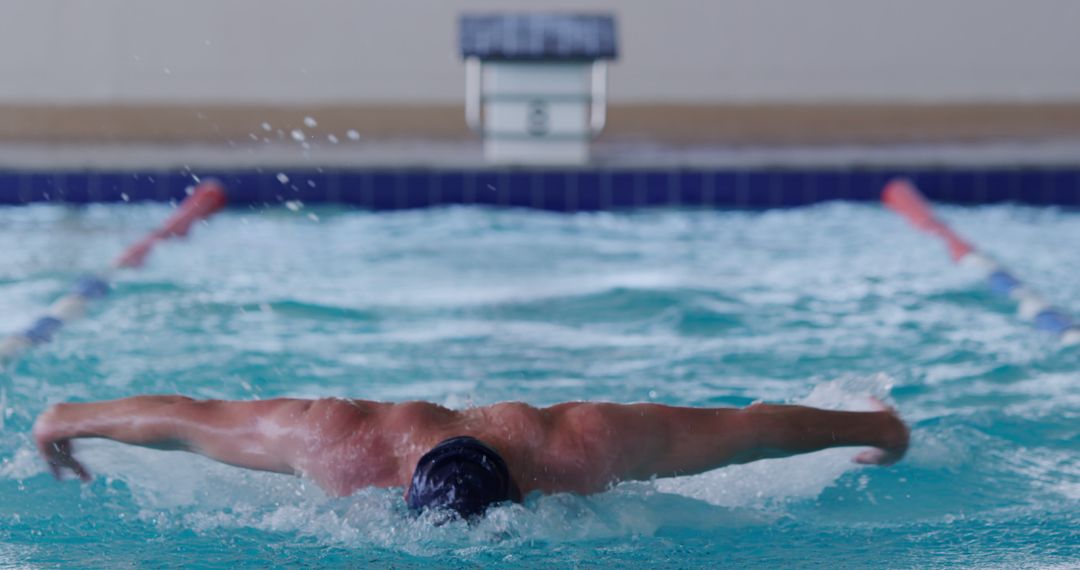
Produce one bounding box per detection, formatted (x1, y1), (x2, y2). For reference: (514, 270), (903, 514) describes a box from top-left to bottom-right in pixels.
(0, 203), (1078, 567)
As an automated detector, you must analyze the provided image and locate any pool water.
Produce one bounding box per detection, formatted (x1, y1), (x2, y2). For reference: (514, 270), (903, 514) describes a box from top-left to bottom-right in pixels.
(0, 201), (1077, 568)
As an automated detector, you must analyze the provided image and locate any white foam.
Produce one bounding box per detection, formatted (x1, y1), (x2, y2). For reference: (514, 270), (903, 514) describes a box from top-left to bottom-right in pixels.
(152, 483), (771, 553)
(0, 447), (44, 480)
(0, 542), (40, 569)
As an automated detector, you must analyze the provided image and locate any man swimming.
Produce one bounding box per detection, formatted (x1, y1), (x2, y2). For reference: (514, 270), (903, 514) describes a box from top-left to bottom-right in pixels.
(33, 396), (908, 520)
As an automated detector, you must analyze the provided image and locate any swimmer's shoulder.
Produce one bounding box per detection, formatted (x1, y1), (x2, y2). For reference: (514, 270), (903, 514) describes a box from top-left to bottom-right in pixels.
(380, 400), (461, 426)
(541, 400), (619, 420)
(491, 401), (617, 434)
(284, 397), (387, 427)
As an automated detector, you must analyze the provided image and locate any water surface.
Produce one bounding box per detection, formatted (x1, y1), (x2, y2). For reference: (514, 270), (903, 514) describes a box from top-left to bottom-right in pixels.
(1, 202), (1077, 567)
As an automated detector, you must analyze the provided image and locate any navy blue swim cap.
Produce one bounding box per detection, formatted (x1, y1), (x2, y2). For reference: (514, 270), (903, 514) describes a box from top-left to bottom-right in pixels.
(406, 436), (521, 520)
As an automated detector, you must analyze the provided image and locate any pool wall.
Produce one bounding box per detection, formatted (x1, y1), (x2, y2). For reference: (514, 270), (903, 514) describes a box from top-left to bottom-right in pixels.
(1, 166), (1078, 209)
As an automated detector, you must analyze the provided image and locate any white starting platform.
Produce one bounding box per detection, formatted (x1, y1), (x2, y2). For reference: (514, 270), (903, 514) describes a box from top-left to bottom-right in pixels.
(460, 13), (618, 166)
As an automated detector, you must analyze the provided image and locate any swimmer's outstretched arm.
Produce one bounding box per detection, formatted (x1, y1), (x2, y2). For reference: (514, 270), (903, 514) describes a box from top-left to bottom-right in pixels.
(599, 399), (909, 482)
(32, 396), (320, 481)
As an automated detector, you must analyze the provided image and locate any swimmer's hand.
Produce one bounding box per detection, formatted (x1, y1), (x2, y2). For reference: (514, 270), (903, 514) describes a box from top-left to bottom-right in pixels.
(36, 437), (91, 482)
(852, 397), (909, 466)
(33, 407), (91, 482)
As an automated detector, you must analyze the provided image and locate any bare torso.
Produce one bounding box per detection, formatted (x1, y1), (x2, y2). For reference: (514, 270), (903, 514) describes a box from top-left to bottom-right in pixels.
(293, 399), (633, 497)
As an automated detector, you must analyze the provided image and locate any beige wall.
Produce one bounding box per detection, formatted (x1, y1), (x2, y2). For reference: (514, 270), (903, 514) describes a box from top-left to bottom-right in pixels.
(2, 0), (1080, 105)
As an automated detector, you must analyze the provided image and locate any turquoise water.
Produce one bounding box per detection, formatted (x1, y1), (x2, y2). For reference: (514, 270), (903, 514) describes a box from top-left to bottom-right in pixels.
(0, 202), (1077, 568)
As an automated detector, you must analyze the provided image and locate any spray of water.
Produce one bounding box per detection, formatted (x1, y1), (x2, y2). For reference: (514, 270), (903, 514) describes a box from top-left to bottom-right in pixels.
(0, 374), (896, 551)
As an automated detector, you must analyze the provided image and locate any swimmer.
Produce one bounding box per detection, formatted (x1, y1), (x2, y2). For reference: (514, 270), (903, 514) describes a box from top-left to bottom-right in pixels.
(33, 396), (908, 520)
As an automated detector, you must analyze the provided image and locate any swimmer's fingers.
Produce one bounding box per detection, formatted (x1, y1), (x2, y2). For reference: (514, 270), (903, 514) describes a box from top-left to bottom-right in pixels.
(54, 441), (91, 482)
(866, 395), (892, 412)
(852, 448), (899, 466)
(39, 440), (66, 480)
(64, 451), (92, 483)
(38, 439), (91, 482)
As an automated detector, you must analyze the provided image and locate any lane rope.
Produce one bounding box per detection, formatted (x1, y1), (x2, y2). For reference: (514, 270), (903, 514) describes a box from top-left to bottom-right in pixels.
(0, 179), (228, 368)
(883, 178), (1079, 345)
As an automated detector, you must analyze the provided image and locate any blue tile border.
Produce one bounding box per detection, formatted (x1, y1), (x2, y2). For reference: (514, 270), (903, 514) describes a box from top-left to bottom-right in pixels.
(1, 166), (1079, 209)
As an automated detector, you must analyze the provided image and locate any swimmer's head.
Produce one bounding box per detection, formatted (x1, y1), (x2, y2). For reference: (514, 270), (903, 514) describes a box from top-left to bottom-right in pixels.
(406, 436), (521, 521)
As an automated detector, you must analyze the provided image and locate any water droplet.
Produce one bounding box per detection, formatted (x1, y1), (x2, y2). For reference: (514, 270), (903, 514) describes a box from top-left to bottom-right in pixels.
(346, 129), (360, 141)
(285, 200), (303, 211)
(261, 122), (272, 131)
(290, 129), (305, 142)
(276, 173), (290, 184)
(163, 67), (171, 75)
(327, 134), (339, 144)
(303, 116), (317, 128)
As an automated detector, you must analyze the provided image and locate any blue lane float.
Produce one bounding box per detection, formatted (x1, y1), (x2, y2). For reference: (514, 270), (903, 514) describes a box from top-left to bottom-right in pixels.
(16, 277), (112, 346)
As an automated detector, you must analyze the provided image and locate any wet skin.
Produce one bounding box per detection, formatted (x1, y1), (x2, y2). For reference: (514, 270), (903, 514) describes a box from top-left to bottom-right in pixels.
(33, 396), (908, 497)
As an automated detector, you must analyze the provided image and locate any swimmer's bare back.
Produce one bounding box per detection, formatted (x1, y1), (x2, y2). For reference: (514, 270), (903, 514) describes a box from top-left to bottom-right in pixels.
(33, 396), (908, 497)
